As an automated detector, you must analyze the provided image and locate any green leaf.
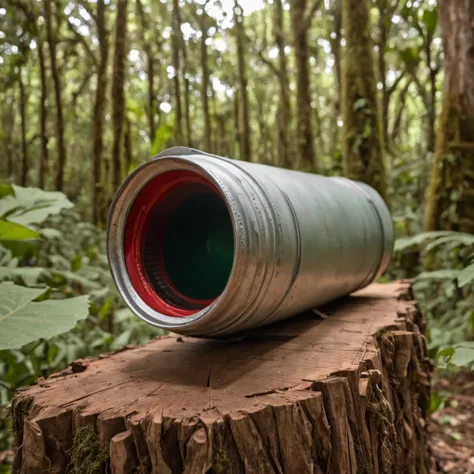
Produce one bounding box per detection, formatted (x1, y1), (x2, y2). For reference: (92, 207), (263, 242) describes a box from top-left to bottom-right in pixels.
(414, 269), (459, 281)
(110, 329), (133, 351)
(0, 220), (40, 241)
(394, 231), (460, 252)
(451, 342), (474, 367)
(458, 262), (474, 287)
(0, 282), (89, 350)
(1, 185), (73, 226)
(422, 8), (438, 35)
(0, 266), (50, 286)
(437, 347), (455, 364)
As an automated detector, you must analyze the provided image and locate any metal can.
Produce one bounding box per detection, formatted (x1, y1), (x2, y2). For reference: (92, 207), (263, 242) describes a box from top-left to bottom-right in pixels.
(107, 147), (393, 336)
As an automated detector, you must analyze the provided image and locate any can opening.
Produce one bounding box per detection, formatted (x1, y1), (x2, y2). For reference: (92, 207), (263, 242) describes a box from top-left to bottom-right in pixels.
(124, 170), (234, 317)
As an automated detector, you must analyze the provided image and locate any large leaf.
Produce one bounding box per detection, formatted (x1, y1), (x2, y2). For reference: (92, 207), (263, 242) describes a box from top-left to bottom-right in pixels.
(0, 185), (73, 226)
(0, 282), (89, 350)
(0, 220), (40, 241)
(394, 231), (457, 252)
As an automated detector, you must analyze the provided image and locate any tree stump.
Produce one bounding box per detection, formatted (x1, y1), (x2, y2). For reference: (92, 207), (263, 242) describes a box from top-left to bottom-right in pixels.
(11, 282), (432, 474)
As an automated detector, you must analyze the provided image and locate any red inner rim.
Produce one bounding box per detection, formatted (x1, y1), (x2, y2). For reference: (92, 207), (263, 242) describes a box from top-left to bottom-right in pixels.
(124, 170), (222, 317)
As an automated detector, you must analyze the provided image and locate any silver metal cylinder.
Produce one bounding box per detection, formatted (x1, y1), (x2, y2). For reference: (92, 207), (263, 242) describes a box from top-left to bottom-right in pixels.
(107, 147), (393, 337)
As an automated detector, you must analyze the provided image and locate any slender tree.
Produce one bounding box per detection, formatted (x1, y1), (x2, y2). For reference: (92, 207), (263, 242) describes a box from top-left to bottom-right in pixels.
(424, 0), (474, 233)
(342, 0), (387, 202)
(234, 1), (252, 162)
(290, 0), (322, 171)
(92, 0), (109, 225)
(44, 0), (66, 191)
(181, 35), (193, 147)
(328, 0), (342, 158)
(274, 0), (292, 168)
(19, 68), (28, 187)
(37, 30), (49, 189)
(136, 0), (157, 143)
(172, 0), (184, 143)
(111, 0), (128, 191)
(194, 1), (213, 151)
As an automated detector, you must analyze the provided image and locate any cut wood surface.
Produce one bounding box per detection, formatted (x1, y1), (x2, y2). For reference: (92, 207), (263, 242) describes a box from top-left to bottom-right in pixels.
(12, 281), (432, 473)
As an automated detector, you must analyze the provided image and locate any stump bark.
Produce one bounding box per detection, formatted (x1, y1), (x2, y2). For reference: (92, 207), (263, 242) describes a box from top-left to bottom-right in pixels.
(11, 282), (432, 474)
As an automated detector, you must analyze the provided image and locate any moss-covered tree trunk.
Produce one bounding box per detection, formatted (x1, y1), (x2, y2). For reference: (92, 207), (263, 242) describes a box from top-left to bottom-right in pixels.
(424, 0), (474, 233)
(111, 0), (128, 192)
(92, 0), (109, 226)
(342, 0), (387, 203)
(291, 0), (318, 171)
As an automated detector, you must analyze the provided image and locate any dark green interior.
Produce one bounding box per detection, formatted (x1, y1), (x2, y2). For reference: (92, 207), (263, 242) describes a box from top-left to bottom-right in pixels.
(143, 186), (234, 306)
(163, 192), (234, 301)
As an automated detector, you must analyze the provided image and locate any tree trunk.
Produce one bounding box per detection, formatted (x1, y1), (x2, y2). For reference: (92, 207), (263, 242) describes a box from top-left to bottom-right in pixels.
(291, 0), (317, 171)
(111, 0), (128, 192)
(233, 94), (241, 159)
(172, 0), (184, 143)
(44, 0), (67, 192)
(37, 35), (49, 189)
(234, 1), (252, 162)
(425, 41), (437, 154)
(424, 0), (474, 233)
(377, 0), (389, 148)
(329, 0), (342, 159)
(124, 117), (133, 172)
(391, 80), (411, 144)
(136, 0), (155, 143)
(11, 282), (432, 473)
(182, 40), (193, 147)
(19, 70), (28, 187)
(342, 0), (387, 203)
(92, 0), (109, 226)
(199, 7), (212, 152)
(2, 91), (15, 180)
(274, 0), (292, 168)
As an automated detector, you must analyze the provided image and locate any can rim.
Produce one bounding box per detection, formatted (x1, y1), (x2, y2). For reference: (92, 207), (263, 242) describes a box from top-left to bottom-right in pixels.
(107, 153), (243, 331)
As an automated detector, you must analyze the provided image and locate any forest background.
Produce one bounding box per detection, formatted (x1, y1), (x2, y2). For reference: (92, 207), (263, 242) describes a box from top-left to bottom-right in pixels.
(0, 0), (474, 468)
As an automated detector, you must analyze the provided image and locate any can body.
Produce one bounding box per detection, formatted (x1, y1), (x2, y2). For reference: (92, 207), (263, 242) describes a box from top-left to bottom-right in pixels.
(107, 147), (393, 336)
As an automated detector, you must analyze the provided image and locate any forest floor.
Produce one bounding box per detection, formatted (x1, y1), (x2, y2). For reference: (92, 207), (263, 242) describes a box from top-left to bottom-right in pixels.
(430, 370), (474, 473)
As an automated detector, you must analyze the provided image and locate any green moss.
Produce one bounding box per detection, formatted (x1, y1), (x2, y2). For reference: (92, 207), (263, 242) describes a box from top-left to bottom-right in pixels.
(68, 425), (109, 474)
(212, 449), (230, 474)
